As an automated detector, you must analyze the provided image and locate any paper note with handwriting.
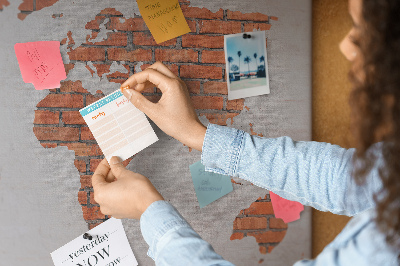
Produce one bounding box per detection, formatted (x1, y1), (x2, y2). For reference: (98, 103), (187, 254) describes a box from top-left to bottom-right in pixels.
(79, 90), (158, 162)
(14, 41), (66, 90)
(189, 161), (233, 208)
(136, 0), (190, 44)
(51, 218), (138, 266)
(270, 191), (304, 223)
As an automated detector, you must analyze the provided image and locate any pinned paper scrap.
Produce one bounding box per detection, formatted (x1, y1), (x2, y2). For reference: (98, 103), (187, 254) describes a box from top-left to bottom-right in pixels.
(14, 41), (66, 90)
(136, 0), (190, 44)
(51, 218), (138, 266)
(189, 161), (233, 208)
(270, 191), (304, 223)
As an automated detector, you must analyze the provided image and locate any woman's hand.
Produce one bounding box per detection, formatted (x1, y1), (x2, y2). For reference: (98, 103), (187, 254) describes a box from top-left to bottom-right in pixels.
(92, 157), (164, 219)
(120, 62), (207, 151)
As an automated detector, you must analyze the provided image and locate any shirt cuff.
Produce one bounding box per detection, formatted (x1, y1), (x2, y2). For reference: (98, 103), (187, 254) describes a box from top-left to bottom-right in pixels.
(201, 124), (245, 176)
(140, 200), (192, 260)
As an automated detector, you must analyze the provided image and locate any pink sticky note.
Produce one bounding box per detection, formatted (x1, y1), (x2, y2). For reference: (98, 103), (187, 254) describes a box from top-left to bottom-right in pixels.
(14, 41), (66, 90)
(270, 191), (304, 223)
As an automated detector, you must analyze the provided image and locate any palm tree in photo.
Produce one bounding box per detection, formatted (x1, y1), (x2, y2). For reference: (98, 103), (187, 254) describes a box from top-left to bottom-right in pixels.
(253, 53), (258, 73)
(244, 56), (251, 78)
(237, 51), (242, 78)
(258, 55), (266, 77)
(228, 56), (233, 73)
(260, 55), (265, 69)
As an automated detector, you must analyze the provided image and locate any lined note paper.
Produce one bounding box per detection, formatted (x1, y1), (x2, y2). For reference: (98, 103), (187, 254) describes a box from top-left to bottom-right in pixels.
(80, 90), (158, 162)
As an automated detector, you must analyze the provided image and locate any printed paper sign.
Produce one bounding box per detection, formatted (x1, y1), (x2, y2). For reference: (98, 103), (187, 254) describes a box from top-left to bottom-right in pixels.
(270, 191), (304, 223)
(136, 0), (190, 44)
(14, 41), (67, 90)
(79, 90), (158, 162)
(51, 218), (138, 266)
(189, 161), (233, 208)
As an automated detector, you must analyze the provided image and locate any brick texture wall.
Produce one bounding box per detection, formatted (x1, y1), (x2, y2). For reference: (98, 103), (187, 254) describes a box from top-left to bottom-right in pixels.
(33, 2), (285, 254)
(18, 0), (61, 20)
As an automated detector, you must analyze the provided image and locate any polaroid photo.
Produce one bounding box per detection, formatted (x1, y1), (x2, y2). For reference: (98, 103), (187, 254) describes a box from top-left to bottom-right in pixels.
(224, 30), (270, 100)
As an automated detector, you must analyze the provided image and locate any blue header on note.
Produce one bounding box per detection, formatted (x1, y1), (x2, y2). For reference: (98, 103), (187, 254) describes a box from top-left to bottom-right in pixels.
(80, 91), (123, 116)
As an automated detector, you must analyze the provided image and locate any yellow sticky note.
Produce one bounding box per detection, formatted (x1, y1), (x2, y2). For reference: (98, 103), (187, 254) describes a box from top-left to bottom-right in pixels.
(137, 0), (190, 44)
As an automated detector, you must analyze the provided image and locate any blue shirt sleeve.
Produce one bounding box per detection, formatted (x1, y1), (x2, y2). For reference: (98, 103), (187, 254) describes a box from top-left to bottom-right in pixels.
(201, 124), (383, 216)
(140, 200), (235, 266)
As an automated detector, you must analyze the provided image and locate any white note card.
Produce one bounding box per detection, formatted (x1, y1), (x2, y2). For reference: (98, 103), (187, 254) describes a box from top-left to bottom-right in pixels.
(80, 89), (158, 162)
(51, 218), (138, 266)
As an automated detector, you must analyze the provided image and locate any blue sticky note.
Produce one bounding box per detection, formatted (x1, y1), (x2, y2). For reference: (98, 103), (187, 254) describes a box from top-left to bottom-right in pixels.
(189, 160), (233, 208)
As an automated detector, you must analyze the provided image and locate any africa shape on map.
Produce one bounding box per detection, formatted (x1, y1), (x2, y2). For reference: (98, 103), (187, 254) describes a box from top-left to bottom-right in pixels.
(30, 1), (288, 255)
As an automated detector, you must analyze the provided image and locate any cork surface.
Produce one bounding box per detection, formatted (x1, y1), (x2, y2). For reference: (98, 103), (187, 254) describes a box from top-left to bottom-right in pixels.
(312, 0), (353, 258)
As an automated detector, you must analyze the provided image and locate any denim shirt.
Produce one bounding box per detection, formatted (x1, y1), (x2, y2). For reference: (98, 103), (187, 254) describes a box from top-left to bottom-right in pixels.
(140, 124), (399, 265)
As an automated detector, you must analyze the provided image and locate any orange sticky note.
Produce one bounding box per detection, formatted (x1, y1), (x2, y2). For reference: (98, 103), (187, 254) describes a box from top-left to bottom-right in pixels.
(14, 41), (66, 90)
(137, 0), (190, 44)
(270, 191), (304, 223)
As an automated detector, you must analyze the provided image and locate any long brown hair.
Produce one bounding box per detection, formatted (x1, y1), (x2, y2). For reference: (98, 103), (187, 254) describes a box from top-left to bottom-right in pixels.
(350, 0), (400, 250)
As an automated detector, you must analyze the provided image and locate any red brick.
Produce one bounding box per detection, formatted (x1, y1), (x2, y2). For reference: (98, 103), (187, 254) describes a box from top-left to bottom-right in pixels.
(269, 218), (288, 229)
(18, 0), (33, 11)
(181, 6), (223, 19)
(182, 35), (224, 49)
(90, 159), (103, 172)
(80, 175), (92, 189)
(78, 191), (87, 205)
(227, 99), (244, 111)
(201, 50), (225, 64)
(86, 94), (103, 106)
(270, 16), (278, 21)
(34, 110), (59, 124)
(203, 81), (227, 94)
(241, 201), (274, 215)
(186, 19), (196, 32)
(0, 0), (10, 10)
(132, 32), (176, 46)
(99, 8), (123, 16)
(82, 206), (106, 220)
(259, 246), (267, 254)
(62, 111), (85, 124)
(108, 48), (152, 62)
(268, 246), (275, 253)
(37, 94), (84, 108)
(74, 159), (87, 173)
(86, 32), (127, 46)
(90, 192), (98, 205)
(199, 20), (241, 34)
(59, 80), (88, 93)
(85, 16), (106, 30)
(81, 127), (95, 140)
(33, 127), (79, 141)
(244, 23), (271, 32)
(183, 80), (200, 94)
(93, 64), (111, 78)
(60, 143), (103, 157)
(155, 49), (198, 63)
(68, 47), (105, 61)
(233, 217), (267, 230)
(107, 17), (148, 31)
(247, 231), (287, 243)
(36, 0), (58, 11)
(199, 113), (239, 126)
(41, 143), (57, 148)
(64, 63), (75, 76)
(227, 10), (269, 22)
(191, 96), (223, 110)
(180, 65), (222, 79)
(230, 232), (244, 241)
(17, 13), (28, 20)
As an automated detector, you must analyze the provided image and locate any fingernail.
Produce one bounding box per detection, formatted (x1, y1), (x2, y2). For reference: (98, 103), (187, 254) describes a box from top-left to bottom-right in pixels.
(110, 156), (123, 165)
(121, 85), (130, 92)
(124, 89), (133, 100)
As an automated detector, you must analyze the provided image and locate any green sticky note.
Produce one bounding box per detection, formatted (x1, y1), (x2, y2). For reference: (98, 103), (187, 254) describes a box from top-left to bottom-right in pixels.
(189, 160), (233, 208)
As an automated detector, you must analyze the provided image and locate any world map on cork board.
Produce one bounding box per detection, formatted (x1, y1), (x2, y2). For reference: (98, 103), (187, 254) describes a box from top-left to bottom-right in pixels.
(0, 0), (311, 265)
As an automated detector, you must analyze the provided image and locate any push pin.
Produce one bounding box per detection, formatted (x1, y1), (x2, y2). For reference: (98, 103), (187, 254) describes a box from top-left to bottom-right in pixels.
(83, 233), (94, 240)
(243, 33), (252, 39)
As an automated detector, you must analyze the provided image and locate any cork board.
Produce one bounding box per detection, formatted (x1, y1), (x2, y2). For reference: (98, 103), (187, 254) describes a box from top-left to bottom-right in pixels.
(0, 0), (312, 265)
(312, 0), (352, 258)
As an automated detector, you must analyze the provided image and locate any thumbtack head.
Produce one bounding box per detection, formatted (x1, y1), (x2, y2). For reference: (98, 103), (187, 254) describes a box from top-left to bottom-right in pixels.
(83, 233), (93, 240)
(242, 33), (251, 39)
